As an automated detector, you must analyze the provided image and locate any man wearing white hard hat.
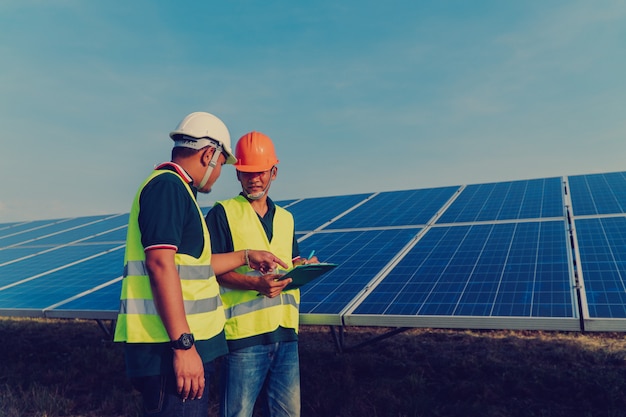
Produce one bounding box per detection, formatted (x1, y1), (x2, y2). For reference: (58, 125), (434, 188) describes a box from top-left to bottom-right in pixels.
(114, 112), (288, 417)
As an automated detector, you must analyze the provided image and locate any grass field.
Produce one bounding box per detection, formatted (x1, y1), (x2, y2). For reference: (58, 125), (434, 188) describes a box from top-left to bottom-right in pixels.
(2, 317), (626, 417)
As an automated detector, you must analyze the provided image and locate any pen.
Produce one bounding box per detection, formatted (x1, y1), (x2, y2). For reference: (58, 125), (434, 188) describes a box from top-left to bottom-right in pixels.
(307, 250), (315, 259)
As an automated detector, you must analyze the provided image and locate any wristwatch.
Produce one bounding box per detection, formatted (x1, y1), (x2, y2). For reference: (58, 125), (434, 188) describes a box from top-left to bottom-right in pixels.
(170, 333), (195, 350)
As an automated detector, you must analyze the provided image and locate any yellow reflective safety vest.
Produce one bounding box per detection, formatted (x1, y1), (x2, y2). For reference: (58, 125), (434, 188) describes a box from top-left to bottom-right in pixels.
(114, 170), (225, 344)
(217, 195), (298, 341)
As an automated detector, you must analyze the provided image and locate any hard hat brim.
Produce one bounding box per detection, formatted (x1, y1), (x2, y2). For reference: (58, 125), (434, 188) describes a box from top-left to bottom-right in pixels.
(171, 133), (237, 164)
(234, 162), (277, 172)
(224, 153), (237, 165)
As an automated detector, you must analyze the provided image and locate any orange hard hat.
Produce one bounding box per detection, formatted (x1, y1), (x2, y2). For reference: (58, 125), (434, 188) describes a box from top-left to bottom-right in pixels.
(234, 131), (279, 172)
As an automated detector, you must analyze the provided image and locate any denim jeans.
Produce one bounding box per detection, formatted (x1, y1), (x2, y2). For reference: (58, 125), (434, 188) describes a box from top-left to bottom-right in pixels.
(220, 341), (300, 417)
(131, 362), (215, 417)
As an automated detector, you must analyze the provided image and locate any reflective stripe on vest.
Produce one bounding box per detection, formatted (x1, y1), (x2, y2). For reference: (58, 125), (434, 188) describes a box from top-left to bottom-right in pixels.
(113, 169), (225, 344)
(222, 285), (299, 320)
(120, 296), (222, 316)
(124, 260), (215, 280)
(217, 196), (298, 340)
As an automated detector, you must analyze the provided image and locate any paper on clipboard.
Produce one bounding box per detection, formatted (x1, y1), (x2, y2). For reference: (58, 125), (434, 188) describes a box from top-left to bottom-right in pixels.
(279, 263), (338, 290)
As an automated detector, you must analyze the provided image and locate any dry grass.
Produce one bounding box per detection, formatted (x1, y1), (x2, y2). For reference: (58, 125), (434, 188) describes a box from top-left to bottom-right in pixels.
(2, 317), (626, 417)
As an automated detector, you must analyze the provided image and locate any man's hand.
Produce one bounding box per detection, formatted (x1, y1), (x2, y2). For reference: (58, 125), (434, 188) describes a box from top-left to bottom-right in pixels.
(172, 348), (205, 401)
(247, 250), (288, 273)
(293, 255), (319, 266)
(255, 273), (292, 298)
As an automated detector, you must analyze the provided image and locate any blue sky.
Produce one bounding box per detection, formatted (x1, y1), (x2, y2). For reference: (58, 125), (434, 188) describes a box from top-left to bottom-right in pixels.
(1, 1), (625, 223)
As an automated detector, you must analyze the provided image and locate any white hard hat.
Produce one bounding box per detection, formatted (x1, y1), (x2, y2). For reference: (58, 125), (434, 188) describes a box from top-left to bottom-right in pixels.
(169, 112), (237, 164)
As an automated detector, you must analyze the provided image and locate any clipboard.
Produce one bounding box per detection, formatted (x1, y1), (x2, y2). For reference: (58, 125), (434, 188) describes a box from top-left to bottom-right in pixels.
(279, 263), (338, 290)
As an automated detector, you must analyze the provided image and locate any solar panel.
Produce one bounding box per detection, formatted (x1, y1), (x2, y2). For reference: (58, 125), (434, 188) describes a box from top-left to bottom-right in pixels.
(0, 246), (124, 317)
(437, 178), (563, 223)
(574, 217), (626, 329)
(569, 172), (626, 216)
(3, 171), (626, 334)
(274, 199), (299, 207)
(0, 219), (69, 239)
(0, 243), (123, 287)
(346, 221), (577, 330)
(47, 279), (122, 320)
(282, 193), (373, 231)
(326, 187), (459, 229)
(0, 215), (120, 246)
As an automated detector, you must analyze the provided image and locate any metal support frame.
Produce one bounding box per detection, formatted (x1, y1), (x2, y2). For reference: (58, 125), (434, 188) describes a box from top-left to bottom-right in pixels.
(96, 319), (116, 340)
(328, 325), (411, 353)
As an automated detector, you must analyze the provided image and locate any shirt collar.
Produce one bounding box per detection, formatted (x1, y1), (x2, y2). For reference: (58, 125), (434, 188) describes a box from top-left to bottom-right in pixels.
(155, 162), (193, 184)
(239, 192), (276, 218)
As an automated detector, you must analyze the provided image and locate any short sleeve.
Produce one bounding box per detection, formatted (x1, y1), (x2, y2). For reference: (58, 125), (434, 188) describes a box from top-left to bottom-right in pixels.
(138, 174), (190, 249)
(205, 203), (234, 254)
(292, 234), (300, 258)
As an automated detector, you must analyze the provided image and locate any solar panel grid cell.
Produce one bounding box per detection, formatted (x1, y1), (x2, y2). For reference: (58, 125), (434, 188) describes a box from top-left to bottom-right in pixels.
(274, 199), (299, 207)
(576, 217), (626, 318)
(569, 172), (626, 216)
(0, 249), (123, 310)
(84, 226), (128, 243)
(53, 279), (122, 313)
(0, 219), (65, 239)
(6, 216), (117, 246)
(326, 186), (459, 229)
(298, 229), (419, 315)
(0, 243), (122, 287)
(8, 215), (129, 247)
(286, 193), (372, 231)
(0, 221), (28, 233)
(438, 178), (563, 223)
(590, 173), (626, 215)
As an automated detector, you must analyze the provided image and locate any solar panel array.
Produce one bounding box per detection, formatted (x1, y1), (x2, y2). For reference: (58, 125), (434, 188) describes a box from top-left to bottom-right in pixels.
(2, 171), (626, 332)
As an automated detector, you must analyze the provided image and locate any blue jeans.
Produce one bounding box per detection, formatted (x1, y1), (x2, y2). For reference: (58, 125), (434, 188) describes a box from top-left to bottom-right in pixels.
(220, 341), (300, 417)
(131, 362), (215, 417)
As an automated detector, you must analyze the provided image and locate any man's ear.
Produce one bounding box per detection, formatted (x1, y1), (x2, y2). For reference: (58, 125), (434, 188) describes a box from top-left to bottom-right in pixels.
(201, 147), (215, 166)
(271, 166), (278, 180)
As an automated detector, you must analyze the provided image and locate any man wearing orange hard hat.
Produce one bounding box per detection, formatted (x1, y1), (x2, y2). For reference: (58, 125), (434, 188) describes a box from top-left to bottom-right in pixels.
(205, 131), (317, 417)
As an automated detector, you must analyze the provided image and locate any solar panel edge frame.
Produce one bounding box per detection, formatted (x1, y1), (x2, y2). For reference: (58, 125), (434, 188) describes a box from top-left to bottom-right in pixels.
(0, 308), (46, 319)
(583, 318), (626, 332)
(299, 313), (344, 326)
(44, 309), (119, 321)
(560, 176), (584, 325)
(564, 176), (590, 327)
(342, 314), (582, 331)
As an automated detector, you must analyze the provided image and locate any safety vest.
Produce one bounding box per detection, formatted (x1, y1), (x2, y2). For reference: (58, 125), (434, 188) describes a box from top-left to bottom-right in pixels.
(113, 170), (225, 344)
(217, 195), (299, 340)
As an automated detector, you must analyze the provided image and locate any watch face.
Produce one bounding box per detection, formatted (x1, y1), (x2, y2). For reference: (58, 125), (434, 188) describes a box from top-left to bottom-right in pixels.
(181, 333), (193, 348)
(172, 333), (194, 350)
